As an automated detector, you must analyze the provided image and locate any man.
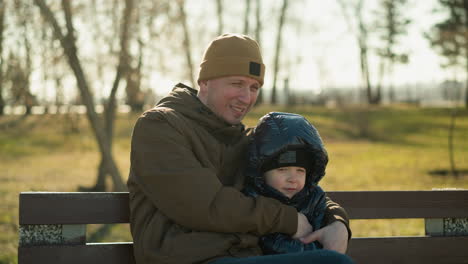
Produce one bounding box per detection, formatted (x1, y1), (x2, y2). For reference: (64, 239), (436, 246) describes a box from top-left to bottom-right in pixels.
(127, 33), (353, 264)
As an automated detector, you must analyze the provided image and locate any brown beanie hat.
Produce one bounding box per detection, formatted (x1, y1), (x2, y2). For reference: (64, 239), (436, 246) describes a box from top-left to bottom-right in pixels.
(198, 33), (265, 85)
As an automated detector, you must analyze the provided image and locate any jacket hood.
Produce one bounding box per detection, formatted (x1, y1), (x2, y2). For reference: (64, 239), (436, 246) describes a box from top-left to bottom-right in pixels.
(244, 112), (328, 204)
(156, 83), (246, 145)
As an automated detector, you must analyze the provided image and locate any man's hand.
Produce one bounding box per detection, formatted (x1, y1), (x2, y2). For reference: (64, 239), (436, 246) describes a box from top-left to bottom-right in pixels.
(299, 221), (348, 254)
(292, 213), (313, 239)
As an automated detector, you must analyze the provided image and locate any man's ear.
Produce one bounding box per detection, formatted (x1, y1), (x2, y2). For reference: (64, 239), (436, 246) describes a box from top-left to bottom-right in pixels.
(198, 80), (208, 94)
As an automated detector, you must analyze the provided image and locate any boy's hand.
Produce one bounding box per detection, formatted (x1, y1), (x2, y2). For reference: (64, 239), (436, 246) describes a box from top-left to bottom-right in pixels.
(292, 213), (313, 239)
(299, 221), (348, 254)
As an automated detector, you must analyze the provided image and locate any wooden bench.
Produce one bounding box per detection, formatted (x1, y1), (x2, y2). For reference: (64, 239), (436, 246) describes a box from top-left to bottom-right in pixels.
(18, 190), (468, 264)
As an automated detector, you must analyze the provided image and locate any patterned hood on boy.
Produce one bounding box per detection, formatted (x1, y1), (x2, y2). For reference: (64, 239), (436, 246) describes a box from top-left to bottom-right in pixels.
(244, 112), (328, 205)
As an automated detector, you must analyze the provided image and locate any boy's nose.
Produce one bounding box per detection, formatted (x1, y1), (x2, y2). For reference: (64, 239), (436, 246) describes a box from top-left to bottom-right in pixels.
(287, 175), (298, 183)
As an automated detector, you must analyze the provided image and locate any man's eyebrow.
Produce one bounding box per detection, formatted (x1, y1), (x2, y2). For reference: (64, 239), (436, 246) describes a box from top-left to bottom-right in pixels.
(230, 78), (245, 83)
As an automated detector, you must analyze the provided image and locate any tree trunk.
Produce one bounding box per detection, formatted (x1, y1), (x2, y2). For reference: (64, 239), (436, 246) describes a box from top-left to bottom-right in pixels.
(41, 21), (49, 114)
(178, 0), (195, 88)
(284, 78), (291, 106)
(376, 57), (386, 104)
(125, 8), (144, 114)
(464, 1), (468, 108)
(92, 0), (134, 191)
(216, 0), (223, 35)
(357, 13), (374, 104)
(21, 2), (34, 116)
(338, 0), (375, 105)
(271, 0), (288, 105)
(254, 0), (261, 46)
(358, 41), (372, 104)
(243, 0), (251, 35)
(465, 76), (468, 108)
(254, 0), (263, 105)
(34, 0), (126, 191)
(448, 109), (458, 177)
(0, 0), (5, 116)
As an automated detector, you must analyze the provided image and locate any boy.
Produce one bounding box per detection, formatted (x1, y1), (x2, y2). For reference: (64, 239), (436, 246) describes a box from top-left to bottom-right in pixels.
(243, 112), (330, 255)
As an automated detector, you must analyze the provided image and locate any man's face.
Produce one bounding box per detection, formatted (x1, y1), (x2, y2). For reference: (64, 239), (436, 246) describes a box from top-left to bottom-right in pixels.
(264, 166), (307, 198)
(198, 76), (260, 125)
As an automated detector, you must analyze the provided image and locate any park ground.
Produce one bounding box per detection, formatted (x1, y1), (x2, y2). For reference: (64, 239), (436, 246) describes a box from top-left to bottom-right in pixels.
(1, 105), (468, 264)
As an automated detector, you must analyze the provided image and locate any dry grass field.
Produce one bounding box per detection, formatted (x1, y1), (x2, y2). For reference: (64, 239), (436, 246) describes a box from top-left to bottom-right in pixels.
(1, 105), (467, 263)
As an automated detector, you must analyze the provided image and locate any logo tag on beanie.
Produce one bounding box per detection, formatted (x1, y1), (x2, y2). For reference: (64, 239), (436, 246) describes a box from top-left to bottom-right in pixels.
(278, 151), (296, 164)
(249, 62), (261, 76)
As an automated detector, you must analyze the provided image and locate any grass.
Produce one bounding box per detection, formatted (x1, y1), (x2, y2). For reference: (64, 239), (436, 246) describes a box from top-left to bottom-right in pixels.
(1, 105), (468, 263)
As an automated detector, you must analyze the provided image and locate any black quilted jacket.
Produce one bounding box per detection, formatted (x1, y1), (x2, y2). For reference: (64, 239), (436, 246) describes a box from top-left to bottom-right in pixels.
(243, 112), (328, 254)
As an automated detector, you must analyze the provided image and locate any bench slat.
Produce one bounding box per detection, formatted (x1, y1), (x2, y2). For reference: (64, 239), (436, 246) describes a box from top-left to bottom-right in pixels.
(328, 190), (468, 219)
(19, 190), (468, 224)
(18, 243), (135, 264)
(19, 192), (130, 224)
(17, 237), (468, 264)
(348, 236), (468, 264)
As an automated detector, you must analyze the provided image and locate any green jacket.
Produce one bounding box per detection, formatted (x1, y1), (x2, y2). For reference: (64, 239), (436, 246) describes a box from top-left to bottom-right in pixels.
(127, 84), (349, 264)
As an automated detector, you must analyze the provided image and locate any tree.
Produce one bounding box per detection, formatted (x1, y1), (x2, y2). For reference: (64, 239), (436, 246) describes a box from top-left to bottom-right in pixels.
(125, 3), (145, 113)
(93, 0), (136, 191)
(243, 0), (251, 35)
(216, 0), (224, 35)
(373, 0), (411, 104)
(428, 0), (468, 108)
(34, 0), (134, 191)
(5, 53), (35, 115)
(0, 0), (5, 116)
(125, 45), (145, 113)
(426, 1), (468, 177)
(177, 0), (195, 88)
(271, 0), (288, 105)
(6, 0), (37, 115)
(254, 0), (264, 105)
(337, 0), (376, 104)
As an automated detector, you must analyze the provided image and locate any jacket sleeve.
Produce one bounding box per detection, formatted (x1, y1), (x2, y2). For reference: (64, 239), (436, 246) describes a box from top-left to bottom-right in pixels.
(129, 115), (298, 236)
(323, 196), (352, 239)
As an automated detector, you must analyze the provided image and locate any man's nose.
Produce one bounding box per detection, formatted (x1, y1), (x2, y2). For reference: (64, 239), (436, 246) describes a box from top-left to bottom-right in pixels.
(238, 87), (251, 104)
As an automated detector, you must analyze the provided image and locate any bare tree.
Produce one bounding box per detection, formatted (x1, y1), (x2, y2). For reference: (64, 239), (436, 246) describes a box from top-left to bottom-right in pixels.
(92, 0), (136, 191)
(428, 0), (468, 108)
(253, 0), (264, 105)
(7, 0), (36, 115)
(373, 0), (410, 104)
(426, 0), (468, 176)
(271, 0), (288, 105)
(177, 0), (195, 88)
(448, 107), (458, 177)
(243, 0), (251, 35)
(124, 3), (145, 113)
(34, 0), (132, 191)
(0, 0), (5, 116)
(89, 1), (108, 102)
(125, 41), (145, 113)
(254, 0), (262, 43)
(337, 0), (377, 104)
(216, 0), (224, 35)
(5, 54), (32, 115)
(45, 25), (66, 112)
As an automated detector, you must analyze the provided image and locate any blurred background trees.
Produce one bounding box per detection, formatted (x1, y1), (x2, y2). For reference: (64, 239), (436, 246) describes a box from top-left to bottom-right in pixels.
(1, 0), (467, 113)
(427, 0), (468, 107)
(1, 0), (468, 189)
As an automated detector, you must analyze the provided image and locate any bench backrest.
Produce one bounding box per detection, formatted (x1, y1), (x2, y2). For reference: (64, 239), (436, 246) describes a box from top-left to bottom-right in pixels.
(18, 190), (468, 264)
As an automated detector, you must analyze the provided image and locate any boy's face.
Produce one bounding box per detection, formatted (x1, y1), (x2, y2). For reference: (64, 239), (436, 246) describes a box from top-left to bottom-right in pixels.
(264, 166), (306, 198)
